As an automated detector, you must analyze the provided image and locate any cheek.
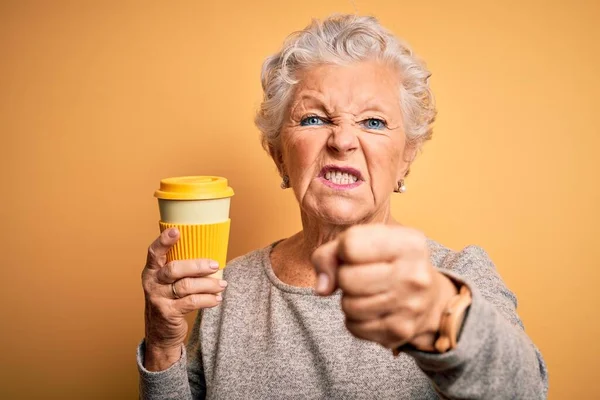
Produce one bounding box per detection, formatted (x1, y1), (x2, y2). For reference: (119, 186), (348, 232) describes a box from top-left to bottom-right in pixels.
(284, 134), (324, 173)
(363, 139), (403, 183)
(289, 140), (313, 166)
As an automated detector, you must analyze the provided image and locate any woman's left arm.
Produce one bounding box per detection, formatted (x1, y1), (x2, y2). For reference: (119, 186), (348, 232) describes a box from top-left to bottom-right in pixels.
(312, 225), (548, 399)
(407, 245), (548, 399)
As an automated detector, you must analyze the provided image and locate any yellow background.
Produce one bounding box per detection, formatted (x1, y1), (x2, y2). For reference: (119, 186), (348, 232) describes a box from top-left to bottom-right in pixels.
(1, 1), (598, 398)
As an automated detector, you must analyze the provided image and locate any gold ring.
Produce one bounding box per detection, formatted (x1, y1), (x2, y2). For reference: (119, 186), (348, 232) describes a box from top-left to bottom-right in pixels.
(171, 282), (180, 299)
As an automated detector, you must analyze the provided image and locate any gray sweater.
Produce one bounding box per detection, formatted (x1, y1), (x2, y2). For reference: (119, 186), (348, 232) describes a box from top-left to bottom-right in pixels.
(137, 240), (548, 399)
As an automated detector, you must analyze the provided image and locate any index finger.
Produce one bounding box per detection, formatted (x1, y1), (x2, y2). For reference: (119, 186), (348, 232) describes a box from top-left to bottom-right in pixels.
(146, 228), (179, 270)
(156, 258), (220, 284)
(338, 225), (425, 265)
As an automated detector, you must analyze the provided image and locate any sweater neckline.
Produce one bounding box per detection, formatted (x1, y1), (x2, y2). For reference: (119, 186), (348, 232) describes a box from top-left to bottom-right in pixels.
(261, 240), (342, 297)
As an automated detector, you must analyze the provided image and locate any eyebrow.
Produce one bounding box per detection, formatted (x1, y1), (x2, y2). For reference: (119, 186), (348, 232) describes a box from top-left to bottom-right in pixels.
(290, 91), (396, 116)
(359, 98), (395, 115)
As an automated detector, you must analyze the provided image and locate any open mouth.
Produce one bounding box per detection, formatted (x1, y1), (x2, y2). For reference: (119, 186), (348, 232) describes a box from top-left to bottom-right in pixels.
(318, 165), (363, 186)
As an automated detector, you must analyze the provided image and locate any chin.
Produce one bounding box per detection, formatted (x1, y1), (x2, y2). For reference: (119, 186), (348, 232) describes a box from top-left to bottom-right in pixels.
(313, 199), (368, 226)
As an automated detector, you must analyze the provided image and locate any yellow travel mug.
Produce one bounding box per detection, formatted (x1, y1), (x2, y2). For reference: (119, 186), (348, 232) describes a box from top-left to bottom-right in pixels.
(154, 176), (234, 279)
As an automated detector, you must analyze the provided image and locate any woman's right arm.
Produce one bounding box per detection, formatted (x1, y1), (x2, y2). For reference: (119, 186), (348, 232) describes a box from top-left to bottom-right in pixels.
(137, 228), (226, 399)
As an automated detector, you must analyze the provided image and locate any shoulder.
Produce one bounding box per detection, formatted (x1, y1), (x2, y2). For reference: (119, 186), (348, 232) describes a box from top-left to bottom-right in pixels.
(427, 238), (518, 311)
(427, 239), (496, 275)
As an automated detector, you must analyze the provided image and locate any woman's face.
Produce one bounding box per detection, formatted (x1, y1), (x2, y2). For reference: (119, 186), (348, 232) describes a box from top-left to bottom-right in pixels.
(278, 60), (413, 225)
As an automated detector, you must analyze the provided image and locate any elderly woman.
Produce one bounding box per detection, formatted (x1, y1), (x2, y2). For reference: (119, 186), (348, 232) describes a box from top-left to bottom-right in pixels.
(137, 14), (547, 399)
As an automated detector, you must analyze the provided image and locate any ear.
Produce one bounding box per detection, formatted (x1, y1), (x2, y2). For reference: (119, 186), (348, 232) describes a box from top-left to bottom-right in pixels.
(268, 143), (286, 177)
(397, 142), (419, 180)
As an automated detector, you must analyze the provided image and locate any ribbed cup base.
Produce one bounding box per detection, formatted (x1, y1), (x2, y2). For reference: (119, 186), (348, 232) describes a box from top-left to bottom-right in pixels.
(158, 219), (230, 270)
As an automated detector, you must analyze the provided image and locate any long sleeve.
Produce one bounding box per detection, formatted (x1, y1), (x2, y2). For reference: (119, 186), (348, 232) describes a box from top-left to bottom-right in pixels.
(137, 311), (206, 400)
(408, 245), (548, 399)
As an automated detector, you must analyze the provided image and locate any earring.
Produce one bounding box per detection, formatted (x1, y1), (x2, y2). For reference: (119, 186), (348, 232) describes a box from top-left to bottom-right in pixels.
(280, 175), (290, 189)
(394, 179), (406, 193)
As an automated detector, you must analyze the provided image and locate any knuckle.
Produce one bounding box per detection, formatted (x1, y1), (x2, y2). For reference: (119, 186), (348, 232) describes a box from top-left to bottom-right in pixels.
(179, 277), (192, 293)
(147, 245), (157, 260)
(389, 319), (415, 340)
(162, 263), (175, 280)
(407, 230), (427, 250)
(159, 232), (170, 246)
(380, 290), (397, 310)
(406, 296), (426, 316)
(411, 268), (433, 290)
(187, 294), (199, 308)
(195, 259), (207, 271)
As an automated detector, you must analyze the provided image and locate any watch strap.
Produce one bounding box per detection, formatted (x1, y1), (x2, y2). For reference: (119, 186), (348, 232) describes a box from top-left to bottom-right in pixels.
(433, 284), (472, 353)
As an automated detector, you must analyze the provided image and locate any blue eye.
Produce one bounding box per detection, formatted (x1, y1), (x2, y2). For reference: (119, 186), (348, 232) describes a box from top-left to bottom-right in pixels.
(300, 116), (325, 126)
(363, 118), (386, 130)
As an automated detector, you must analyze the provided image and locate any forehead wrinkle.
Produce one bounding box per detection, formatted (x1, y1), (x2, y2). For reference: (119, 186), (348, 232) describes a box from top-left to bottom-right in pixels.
(291, 63), (403, 118)
(314, 87), (400, 118)
(289, 90), (335, 116)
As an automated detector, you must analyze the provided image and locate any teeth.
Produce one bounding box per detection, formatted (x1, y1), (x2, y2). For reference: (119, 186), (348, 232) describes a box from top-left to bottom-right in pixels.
(324, 170), (359, 185)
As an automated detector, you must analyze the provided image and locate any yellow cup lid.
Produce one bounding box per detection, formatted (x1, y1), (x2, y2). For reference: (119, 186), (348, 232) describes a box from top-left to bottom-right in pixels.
(154, 176), (234, 200)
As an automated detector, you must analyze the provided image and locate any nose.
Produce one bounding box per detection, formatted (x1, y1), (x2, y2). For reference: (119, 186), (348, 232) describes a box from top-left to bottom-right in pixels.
(327, 124), (358, 156)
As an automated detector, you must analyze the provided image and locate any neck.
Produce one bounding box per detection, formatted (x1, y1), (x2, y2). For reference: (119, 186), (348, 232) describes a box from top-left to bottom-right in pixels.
(272, 202), (397, 287)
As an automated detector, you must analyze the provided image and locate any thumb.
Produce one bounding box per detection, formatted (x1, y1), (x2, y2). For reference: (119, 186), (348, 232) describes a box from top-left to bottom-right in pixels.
(311, 238), (341, 296)
(146, 228), (179, 269)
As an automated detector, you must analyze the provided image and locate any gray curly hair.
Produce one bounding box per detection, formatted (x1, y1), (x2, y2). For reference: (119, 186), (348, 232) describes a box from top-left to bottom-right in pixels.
(255, 14), (437, 158)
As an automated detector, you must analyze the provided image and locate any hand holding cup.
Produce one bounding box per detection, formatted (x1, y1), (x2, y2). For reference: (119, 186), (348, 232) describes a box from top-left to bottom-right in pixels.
(142, 176), (234, 371)
(141, 228), (227, 371)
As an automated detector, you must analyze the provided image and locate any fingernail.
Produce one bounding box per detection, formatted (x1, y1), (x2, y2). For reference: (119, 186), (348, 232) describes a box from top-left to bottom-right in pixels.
(209, 260), (219, 269)
(168, 228), (178, 238)
(316, 273), (329, 294)
(215, 294), (223, 302)
(219, 280), (228, 288)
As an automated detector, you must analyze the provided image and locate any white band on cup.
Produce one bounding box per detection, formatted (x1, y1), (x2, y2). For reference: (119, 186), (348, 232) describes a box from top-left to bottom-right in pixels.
(158, 198), (231, 224)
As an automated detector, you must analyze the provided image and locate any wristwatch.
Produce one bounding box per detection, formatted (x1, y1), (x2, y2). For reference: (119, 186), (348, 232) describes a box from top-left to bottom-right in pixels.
(434, 284), (472, 353)
(393, 283), (472, 356)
